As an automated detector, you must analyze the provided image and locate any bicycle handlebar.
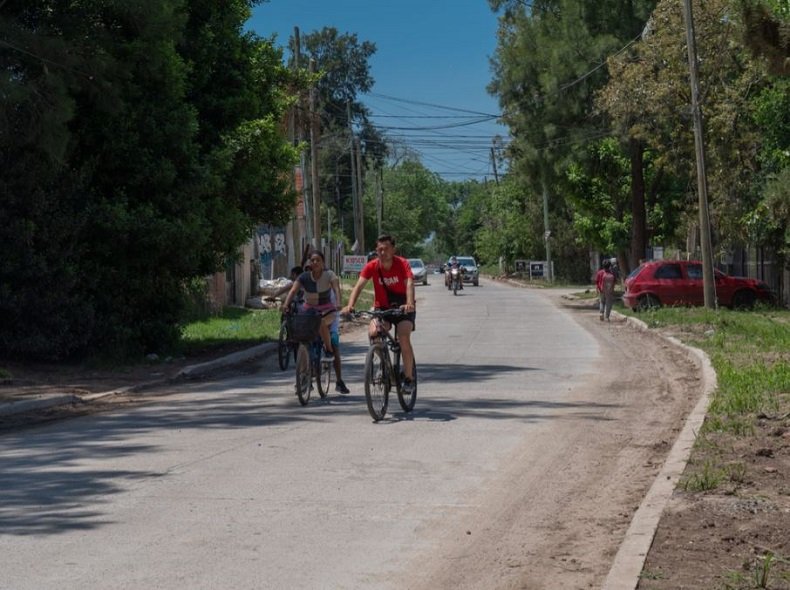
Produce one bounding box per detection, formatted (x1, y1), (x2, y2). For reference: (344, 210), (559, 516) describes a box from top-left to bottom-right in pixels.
(343, 309), (407, 320)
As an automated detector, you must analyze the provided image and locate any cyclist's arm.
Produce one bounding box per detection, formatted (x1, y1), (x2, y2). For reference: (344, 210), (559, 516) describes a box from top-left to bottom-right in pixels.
(281, 279), (302, 311)
(331, 275), (342, 309)
(342, 274), (369, 314)
(403, 277), (415, 312)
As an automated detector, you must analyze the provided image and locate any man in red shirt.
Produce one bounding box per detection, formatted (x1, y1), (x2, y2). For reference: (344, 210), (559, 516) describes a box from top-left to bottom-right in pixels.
(342, 234), (417, 393)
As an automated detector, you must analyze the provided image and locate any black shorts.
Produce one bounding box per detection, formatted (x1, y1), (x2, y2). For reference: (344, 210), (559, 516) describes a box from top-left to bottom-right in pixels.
(376, 308), (416, 331)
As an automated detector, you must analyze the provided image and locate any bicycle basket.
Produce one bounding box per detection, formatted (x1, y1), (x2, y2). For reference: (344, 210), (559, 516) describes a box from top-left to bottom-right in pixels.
(286, 313), (322, 342)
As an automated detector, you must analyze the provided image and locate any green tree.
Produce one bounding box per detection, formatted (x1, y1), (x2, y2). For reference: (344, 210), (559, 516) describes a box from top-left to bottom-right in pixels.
(292, 27), (387, 247)
(0, 0), (298, 359)
(365, 159), (447, 256)
(488, 0), (657, 273)
(599, 0), (769, 257)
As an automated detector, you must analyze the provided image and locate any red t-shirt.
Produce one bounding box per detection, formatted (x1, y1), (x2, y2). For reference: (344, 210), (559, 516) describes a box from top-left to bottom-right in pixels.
(360, 256), (413, 309)
(595, 269), (606, 292)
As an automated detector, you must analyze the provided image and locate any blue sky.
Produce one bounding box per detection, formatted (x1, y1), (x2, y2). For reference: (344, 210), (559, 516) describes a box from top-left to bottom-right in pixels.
(246, 0), (508, 181)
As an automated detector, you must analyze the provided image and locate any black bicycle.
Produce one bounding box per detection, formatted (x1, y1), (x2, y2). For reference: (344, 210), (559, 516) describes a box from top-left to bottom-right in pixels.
(285, 312), (329, 405)
(277, 303), (298, 371)
(351, 309), (417, 421)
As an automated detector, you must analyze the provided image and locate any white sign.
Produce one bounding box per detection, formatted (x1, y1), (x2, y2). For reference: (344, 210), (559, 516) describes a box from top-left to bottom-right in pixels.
(343, 255), (367, 273)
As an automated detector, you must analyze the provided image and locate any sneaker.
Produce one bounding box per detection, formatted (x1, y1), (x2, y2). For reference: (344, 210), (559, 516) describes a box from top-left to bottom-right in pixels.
(402, 377), (415, 395)
(599, 313), (604, 321)
(335, 379), (350, 394)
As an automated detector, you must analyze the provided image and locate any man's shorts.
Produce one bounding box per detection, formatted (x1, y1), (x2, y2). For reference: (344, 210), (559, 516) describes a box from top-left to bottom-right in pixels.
(376, 308), (416, 331)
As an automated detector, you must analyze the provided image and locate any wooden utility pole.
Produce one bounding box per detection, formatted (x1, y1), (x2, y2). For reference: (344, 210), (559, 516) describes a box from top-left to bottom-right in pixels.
(490, 146), (499, 185)
(347, 102), (360, 252)
(682, 0), (716, 308)
(309, 58), (321, 248)
(292, 28), (310, 253)
(541, 178), (553, 282)
(376, 167), (383, 237)
(355, 136), (365, 250)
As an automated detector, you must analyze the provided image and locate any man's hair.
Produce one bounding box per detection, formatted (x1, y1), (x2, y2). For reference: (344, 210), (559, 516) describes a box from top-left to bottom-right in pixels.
(291, 266), (303, 275)
(602, 259), (611, 269)
(376, 234), (395, 246)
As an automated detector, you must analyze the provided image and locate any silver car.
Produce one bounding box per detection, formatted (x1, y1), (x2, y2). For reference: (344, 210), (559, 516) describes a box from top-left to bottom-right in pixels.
(408, 258), (428, 285)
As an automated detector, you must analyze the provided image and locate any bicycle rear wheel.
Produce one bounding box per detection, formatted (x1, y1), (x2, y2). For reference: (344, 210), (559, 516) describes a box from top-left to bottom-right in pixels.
(397, 361), (417, 412)
(364, 344), (390, 421)
(277, 320), (291, 371)
(295, 344), (311, 406)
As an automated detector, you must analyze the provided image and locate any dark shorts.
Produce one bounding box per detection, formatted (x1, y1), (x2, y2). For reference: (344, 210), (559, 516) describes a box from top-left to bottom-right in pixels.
(376, 308), (416, 331)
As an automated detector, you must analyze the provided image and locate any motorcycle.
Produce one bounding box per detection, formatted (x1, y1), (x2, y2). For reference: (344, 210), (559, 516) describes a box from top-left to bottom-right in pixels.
(448, 266), (464, 295)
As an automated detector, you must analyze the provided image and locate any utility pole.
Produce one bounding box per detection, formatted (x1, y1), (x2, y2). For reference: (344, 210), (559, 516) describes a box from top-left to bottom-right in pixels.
(347, 102), (360, 252)
(309, 58), (321, 248)
(376, 167), (383, 237)
(682, 0), (716, 308)
(355, 136), (365, 250)
(541, 178), (553, 282)
(490, 146), (499, 185)
(293, 28), (311, 251)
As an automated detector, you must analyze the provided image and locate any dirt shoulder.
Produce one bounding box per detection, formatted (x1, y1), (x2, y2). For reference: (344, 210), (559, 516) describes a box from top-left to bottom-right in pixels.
(400, 284), (705, 589)
(487, 279), (789, 589)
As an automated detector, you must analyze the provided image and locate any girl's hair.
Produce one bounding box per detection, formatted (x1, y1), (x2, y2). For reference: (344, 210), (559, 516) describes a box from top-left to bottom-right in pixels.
(310, 250), (325, 262)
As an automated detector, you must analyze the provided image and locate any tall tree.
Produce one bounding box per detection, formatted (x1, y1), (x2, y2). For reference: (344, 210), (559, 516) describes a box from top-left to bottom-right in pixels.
(0, 0), (298, 359)
(363, 159), (447, 256)
(599, 0), (769, 258)
(488, 0), (657, 272)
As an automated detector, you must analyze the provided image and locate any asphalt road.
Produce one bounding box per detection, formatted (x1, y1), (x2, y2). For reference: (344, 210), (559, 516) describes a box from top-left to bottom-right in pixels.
(0, 278), (642, 589)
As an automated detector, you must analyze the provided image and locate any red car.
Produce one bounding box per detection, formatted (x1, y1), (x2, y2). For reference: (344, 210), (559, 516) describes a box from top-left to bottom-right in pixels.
(623, 260), (775, 311)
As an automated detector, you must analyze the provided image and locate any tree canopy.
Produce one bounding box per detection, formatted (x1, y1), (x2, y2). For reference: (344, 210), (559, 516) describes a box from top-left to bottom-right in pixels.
(0, 0), (299, 359)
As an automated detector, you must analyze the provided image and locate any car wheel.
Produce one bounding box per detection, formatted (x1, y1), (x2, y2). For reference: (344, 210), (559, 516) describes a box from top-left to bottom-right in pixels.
(473, 278), (479, 286)
(732, 289), (756, 310)
(423, 277), (428, 286)
(637, 294), (660, 311)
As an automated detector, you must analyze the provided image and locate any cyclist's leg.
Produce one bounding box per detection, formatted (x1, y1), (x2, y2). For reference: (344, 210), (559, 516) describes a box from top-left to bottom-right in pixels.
(395, 319), (415, 381)
(318, 314), (334, 354)
(331, 330), (342, 378)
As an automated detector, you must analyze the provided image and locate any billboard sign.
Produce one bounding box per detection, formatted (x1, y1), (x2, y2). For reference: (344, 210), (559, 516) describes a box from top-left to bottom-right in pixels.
(343, 255), (367, 273)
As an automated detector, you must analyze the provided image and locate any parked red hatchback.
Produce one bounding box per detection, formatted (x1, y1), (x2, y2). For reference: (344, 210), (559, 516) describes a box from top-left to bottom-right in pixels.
(623, 260), (775, 311)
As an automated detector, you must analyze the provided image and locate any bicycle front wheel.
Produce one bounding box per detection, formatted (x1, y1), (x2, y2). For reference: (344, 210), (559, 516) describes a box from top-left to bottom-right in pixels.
(277, 321), (290, 371)
(295, 344), (311, 406)
(364, 344), (390, 421)
(397, 361), (417, 412)
(319, 357), (333, 398)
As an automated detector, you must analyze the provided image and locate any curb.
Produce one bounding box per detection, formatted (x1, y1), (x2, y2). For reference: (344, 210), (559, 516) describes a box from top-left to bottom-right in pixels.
(0, 342), (278, 418)
(602, 312), (717, 590)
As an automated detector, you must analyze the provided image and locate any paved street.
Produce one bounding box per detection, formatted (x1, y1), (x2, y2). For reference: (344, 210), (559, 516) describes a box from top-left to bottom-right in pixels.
(1, 279), (696, 589)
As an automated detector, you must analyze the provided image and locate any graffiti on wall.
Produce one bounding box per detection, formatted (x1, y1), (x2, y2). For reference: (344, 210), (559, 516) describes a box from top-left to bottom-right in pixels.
(257, 225), (286, 279)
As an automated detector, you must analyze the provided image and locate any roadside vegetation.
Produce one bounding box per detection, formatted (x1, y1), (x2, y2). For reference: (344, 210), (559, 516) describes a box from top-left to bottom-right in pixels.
(179, 278), (373, 357)
(621, 305), (789, 436)
(617, 303), (790, 587)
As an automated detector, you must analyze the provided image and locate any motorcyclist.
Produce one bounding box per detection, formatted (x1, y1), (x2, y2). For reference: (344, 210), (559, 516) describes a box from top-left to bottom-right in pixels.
(446, 256), (464, 290)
